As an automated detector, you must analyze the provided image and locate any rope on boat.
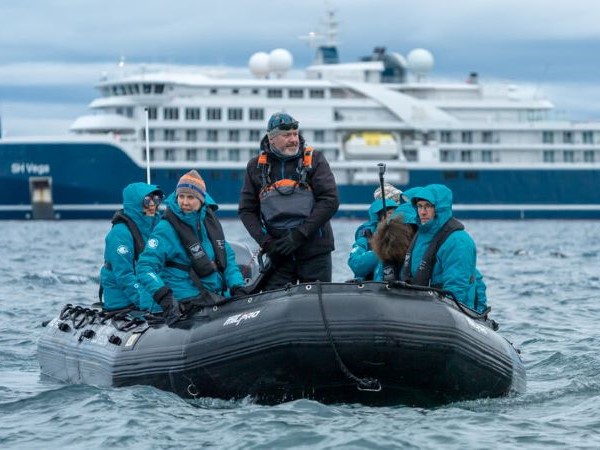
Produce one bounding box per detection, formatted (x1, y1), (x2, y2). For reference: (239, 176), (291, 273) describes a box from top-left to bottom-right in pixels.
(315, 281), (382, 392)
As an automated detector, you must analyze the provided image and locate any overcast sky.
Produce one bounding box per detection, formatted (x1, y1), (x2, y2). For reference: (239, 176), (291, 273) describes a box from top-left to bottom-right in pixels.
(2, 0), (600, 136)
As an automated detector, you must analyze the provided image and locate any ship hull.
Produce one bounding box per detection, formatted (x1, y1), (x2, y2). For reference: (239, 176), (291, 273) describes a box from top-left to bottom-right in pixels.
(2, 140), (599, 219)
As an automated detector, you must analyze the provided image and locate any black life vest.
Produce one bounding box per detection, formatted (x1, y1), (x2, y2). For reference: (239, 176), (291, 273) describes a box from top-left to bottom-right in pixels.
(163, 207), (227, 279)
(257, 147), (315, 233)
(400, 217), (465, 287)
(104, 210), (145, 270)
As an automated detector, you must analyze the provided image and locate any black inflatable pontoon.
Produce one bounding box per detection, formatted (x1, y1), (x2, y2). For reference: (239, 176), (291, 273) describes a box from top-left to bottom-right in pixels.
(37, 281), (526, 406)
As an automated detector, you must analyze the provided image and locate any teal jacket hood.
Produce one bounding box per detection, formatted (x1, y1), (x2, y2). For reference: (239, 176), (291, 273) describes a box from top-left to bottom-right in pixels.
(122, 182), (162, 238)
(390, 186), (421, 225)
(411, 184), (453, 233)
(368, 198), (399, 223)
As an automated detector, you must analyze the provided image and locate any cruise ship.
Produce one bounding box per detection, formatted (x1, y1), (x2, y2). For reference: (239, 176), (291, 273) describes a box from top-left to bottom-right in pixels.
(1, 11), (599, 220)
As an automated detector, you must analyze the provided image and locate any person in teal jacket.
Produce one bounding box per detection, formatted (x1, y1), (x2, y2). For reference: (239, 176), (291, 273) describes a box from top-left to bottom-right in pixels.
(137, 170), (247, 324)
(100, 182), (163, 311)
(347, 198), (398, 281)
(400, 184), (488, 313)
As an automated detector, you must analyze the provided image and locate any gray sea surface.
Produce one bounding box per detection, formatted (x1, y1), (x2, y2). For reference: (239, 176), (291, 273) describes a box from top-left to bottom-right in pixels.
(0, 219), (599, 449)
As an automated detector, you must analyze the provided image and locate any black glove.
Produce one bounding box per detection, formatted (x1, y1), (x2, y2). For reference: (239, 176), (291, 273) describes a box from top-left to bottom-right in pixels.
(230, 285), (252, 297)
(261, 235), (280, 260)
(273, 230), (306, 256)
(153, 286), (182, 326)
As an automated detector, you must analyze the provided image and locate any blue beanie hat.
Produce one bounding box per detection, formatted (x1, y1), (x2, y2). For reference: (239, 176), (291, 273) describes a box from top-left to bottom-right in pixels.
(267, 112), (299, 138)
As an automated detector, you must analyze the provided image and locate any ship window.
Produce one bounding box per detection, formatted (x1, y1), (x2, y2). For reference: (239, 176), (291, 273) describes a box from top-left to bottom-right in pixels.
(584, 150), (595, 162)
(404, 150), (418, 161)
(147, 107), (158, 120)
(164, 107), (179, 120)
(443, 171), (458, 180)
(482, 150), (493, 162)
(207, 149), (219, 161)
(164, 129), (176, 141)
(543, 150), (555, 163)
(461, 131), (473, 143)
(149, 148), (155, 161)
(461, 150), (472, 162)
(126, 85), (134, 95)
(249, 130), (261, 141)
(464, 171), (478, 180)
(185, 108), (201, 120)
(563, 150), (575, 163)
(252, 89), (259, 95)
(125, 107), (133, 118)
(228, 149), (240, 161)
(440, 150), (455, 162)
(441, 131), (452, 143)
(562, 131), (573, 144)
(229, 130), (240, 142)
(143, 84), (152, 94)
(309, 89), (325, 99)
(481, 131), (493, 143)
(232, 88), (239, 95)
(111, 86), (119, 95)
(583, 131), (594, 144)
(165, 149), (176, 161)
(155, 84), (164, 94)
(314, 130), (325, 143)
(119, 85), (127, 95)
(334, 110), (344, 122)
(133, 84), (140, 94)
(330, 88), (346, 98)
(249, 108), (264, 121)
(228, 108), (243, 121)
(267, 89), (283, 98)
(186, 149), (197, 161)
(210, 88), (218, 95)
(186, 130), (197, 142)
(207, 130), (218, 142)
(542, 131), (554, 144)
(207, 108), (222, 121)
(289, 89), (304, 98)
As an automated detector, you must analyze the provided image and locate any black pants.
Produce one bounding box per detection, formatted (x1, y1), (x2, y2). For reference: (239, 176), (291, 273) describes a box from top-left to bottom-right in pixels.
(264, 252), (332, 291)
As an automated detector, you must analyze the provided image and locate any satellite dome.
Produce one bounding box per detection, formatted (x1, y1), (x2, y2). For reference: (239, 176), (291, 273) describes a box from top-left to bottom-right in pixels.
(248, 52), (271, 78)
(269, 48), (293, 77)
(407, 48), (434, 78)
(390, 52), (407, 68)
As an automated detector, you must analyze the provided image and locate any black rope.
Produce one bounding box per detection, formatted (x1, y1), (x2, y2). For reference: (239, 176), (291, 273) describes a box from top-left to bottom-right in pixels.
(315, 281), (381, 392)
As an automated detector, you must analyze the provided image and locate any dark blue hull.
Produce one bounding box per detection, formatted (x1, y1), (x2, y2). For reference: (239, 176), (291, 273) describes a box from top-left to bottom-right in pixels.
(2, 140), (599, 219)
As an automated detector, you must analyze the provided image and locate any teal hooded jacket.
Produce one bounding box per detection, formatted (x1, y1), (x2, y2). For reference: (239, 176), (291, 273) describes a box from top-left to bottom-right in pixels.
(408, 184), (487, 313)
(348, 198), (399, 281)
(136, 192), (244, 306)
(100, 182), (162, 311)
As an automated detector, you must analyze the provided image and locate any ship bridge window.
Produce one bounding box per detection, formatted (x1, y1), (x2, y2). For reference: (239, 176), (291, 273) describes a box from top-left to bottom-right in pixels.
(185, 108), (201, 120)
(331, 88), (346, 98)
(542, 131), (554, 144)
(228, 108), (243, 121)
(583, 131), (594, 144)
(155, 84), (164, 94)
(309, 89), (325, 99)
(267, 89), (283, 98)
(147, 107), (158, 120)
(164, 107), (179, 120)
(249, 108), (264, 121)
(119, 85), (127, 95)
(289, 89), (304, 98)
(207, 108), (222, 121)
(143, 84), (152, 94)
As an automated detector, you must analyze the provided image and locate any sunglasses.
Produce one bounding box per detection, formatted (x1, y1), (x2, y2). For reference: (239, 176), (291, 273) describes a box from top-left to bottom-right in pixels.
(274, 122), (299, 131)
(143, 194), (163, 208)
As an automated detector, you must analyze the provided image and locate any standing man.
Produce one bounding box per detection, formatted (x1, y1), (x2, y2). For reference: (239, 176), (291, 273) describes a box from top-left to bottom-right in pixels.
(238, 112), (339, 289)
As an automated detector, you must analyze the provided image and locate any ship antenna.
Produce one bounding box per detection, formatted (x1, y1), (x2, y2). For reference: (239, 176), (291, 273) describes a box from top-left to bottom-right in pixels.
(377, 163), (387, 212)
(144, 108), (151, 183)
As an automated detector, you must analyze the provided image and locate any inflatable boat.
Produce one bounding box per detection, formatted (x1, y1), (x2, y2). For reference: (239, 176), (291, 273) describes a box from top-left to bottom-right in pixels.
(37, 280), (526, 406)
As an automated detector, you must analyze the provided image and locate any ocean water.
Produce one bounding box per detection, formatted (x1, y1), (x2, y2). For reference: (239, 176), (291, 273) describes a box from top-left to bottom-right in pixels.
(0, 219), (599, 449)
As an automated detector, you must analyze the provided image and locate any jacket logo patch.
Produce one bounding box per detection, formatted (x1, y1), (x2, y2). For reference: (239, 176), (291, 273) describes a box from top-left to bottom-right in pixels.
(117, 245), (129, 255)
(148, 238), (158, 249)
(190, 244), (205, 259)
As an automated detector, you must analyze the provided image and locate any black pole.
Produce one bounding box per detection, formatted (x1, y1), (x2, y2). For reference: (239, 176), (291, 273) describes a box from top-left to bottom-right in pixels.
(377, 163), (387, 213)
